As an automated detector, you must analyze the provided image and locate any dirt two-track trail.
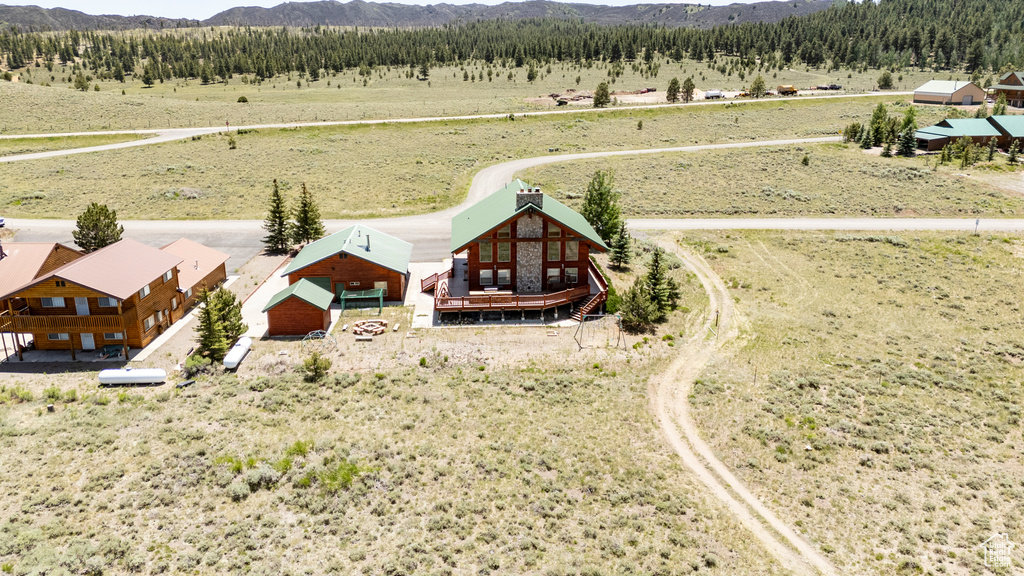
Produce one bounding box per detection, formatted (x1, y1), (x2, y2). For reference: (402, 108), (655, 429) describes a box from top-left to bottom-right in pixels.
(655, 241), (838, 576)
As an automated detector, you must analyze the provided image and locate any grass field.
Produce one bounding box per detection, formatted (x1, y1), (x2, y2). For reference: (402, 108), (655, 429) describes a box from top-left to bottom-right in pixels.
(0, 59), (962, 134)
(0, 133), (147, 157)
(0, 282), (769, 576)
(524, 142), (1024, 218)
(0, 96), (954, 220)
(680, 230), (1024, 575)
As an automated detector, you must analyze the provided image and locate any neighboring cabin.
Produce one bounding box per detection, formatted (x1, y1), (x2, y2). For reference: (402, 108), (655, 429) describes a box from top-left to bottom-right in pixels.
(282, 224), (412, 302)
(0, 238), (230, 360)
(915, 116), (1024, 151)
(990, 71), (1024, 108)
(161, 238), (230, 309)
(913, 80), (986, 106)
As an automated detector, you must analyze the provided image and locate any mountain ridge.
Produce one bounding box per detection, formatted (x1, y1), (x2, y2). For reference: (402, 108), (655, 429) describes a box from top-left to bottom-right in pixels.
(0, 0), (833, 31)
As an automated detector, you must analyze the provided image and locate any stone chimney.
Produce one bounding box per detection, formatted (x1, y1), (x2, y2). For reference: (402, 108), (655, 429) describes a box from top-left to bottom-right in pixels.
(516, 186), (543, 211)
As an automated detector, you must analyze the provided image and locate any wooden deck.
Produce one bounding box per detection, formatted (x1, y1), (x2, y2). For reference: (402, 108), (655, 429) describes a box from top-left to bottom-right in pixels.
(434, 260), (607, 313)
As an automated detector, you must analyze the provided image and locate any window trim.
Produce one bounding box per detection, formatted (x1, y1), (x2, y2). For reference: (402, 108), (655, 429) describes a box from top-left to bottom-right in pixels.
(497, 269), (511, 285)
(103, 332), (124, 341)
(138, 284), (151, 300)
(480, 269), (494, 286)
(162, 270), (173, 283)
(546, 268), (561, 284)
(496, 225), (511, 239)
(97, 297), (118, 308)
(547, 226), (561, 238)
(47, 333), (70, 341)
(565, 267), (579, 284)
(143, 314), (156, 332)
(374, 281), (389, 297)
(40, 297), (65, 308)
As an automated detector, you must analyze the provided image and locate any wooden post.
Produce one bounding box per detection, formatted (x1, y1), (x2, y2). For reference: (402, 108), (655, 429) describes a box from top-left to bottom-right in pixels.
(7, 300), (22, 361)
(69, 335), (76, 361)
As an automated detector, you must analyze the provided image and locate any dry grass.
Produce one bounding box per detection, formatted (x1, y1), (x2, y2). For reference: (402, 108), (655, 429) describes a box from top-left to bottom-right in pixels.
(680, 229), (1024, 575)
(1, 59), (953, 134)
(0, 305), (778, 575)
(0, 96), (916, 220)
(524, 140), (1024, 218)
(0, 134), (148, 157)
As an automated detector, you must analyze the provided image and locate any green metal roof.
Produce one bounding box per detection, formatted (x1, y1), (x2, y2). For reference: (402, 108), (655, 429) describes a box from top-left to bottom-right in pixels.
(915, 118), (1001, 139)
(989, 115), (1024, 138)
(282, 224), (412, 276)
(450, 179), (609, 253)
(262, 278), (335, 312)
(991, 84), (1024, 91)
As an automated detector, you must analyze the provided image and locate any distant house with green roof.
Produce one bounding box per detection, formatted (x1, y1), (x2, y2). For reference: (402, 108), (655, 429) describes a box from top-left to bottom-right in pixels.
(282, 224), (411, 301)
(988, 115), (1024, 149)
(914, 118), (1001, 151)
(450, 179), (607, 295)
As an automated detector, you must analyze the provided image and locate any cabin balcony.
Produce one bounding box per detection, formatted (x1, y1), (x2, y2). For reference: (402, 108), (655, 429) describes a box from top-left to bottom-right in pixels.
(430, 257), (607, 318)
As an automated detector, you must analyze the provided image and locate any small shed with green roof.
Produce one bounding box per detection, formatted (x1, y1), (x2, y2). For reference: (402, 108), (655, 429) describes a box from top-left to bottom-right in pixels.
(263, 278), (335, 336)
(451, 179), (607, 295)
(282, 224), (412, 302)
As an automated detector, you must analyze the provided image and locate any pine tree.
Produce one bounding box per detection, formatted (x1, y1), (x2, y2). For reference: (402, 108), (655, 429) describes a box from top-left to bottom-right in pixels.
(292, 183), (326, 245)
(610, 223), (632, 269)
(897, 129), (917, 157)
(666, 77), (680, 103)
(618, 279), (657, 334)
(750, 74), (767, 98)
(593, 82), (611, 108)
(579, 170), (622, 244)
(1009, 140), (1020, 165)
(196, 290), (229, 361)
(993, 93), (1008, 116)
(645, 248), (679, 319)
(987, 138), (997, 162)
(207, 289), (247, 343)
(262, 179), (292, 254)
(682, 76), (695, 103)
(72, 203), (124, 253)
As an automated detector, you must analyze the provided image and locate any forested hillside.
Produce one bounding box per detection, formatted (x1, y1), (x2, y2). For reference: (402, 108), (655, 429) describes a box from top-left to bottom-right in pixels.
(0, 0), (1021, 81)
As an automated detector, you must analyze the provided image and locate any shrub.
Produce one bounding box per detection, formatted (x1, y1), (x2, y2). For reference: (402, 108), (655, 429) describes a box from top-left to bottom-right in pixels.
(227, 482), (250, 501)
(183, 354), (214, 378)
(285, 440), (314, 457)
(302, 352), (332, 382)
(244, 465), (280, 490)
(237, 95), (248, 103)
(44, 386), (61, 401)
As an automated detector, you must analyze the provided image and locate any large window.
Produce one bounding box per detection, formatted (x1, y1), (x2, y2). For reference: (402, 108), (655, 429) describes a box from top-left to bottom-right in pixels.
(162, 270), (173, 283)
(374, 281), (388, 297)
(478, 240), (492, 263)
(565, 241), (579, 261)
(565, 268), (579, 284)
(547, 241), (560, 262)
(97, 297), (118, 308)
(103, 332), (124, 340)
(143, 314), (156, 331)
(547, 226), (561, 237)
(497, 225), (511, 239)
(546, 268), (561, 284)
(47, 333), (69, 341)
(40, 297), (65, 308)
(480, 270), (494, 286)
(497, 269), (511, 285)
(497, 243), (511, 263)
(138, 284), (151, 300)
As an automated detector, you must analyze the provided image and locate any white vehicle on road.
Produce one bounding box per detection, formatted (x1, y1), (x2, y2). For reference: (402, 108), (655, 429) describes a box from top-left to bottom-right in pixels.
(0, 216), (5, 227)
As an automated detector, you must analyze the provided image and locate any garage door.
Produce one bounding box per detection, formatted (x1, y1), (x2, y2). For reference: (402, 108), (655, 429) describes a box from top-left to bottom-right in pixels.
(962, 95), (974, 105)
(305, 277), (332, 293)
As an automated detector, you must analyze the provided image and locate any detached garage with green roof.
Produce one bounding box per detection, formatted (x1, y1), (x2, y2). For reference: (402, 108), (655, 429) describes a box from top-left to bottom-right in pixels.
(282, 224), (412, 302)
(263, 278), (335, 337)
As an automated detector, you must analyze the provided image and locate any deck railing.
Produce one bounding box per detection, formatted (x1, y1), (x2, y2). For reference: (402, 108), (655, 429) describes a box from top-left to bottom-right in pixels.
(421, 267), (453, 292)
(435, 285), (591, 312)
(0, 314), (125, 334)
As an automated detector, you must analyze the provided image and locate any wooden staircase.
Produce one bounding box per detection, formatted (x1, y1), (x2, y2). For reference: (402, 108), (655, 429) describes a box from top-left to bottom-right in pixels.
(571, 260), (609, 321)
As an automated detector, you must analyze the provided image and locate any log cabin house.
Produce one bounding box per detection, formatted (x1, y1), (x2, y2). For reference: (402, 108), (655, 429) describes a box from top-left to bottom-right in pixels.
(263, 278), (335, 337)
(990, 71), (1024, 109)
(424, 179), (609, 321)
(282, 224), (412, 302)
(161, 238), (230, 309)
(0, 238), (229, 360)
(0, 242), (83, 358)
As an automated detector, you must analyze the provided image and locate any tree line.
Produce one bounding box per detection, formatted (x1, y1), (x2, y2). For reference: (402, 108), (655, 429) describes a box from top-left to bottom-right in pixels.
(2, 0), (1023, 82)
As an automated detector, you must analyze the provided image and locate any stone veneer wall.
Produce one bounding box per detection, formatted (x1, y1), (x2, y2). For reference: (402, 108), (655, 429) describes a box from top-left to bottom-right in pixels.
(516, 213), (543, 293)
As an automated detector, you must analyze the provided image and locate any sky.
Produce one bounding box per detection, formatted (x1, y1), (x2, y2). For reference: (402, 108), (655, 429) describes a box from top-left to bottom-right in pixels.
(3, 0), (770, 20)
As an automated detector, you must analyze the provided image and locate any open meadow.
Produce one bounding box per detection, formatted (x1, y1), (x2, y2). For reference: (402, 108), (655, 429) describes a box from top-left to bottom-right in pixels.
(524, 142), (1024, 218)
(0, 252), (755, 576)
(1, 57), (955, 134)
(0, 96), (967, 221)
(677, 229), (1024, 575)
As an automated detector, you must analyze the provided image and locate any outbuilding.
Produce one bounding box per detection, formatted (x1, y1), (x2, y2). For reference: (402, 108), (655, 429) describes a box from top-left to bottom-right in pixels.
(263, 278), (334, 337)
(282, 224), (412, 302)
(987, 115), (1024, 149)
(990, 71), (1024, 108)
(914, 118), (1001, 151)
(913, 80), (986, 106)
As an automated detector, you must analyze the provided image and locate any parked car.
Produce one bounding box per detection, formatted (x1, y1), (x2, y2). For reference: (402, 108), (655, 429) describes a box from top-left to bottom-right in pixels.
(828, 84), (842, 90)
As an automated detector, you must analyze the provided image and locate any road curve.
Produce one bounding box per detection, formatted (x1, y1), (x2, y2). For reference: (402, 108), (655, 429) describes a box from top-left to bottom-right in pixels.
(0, 91), (911, 163)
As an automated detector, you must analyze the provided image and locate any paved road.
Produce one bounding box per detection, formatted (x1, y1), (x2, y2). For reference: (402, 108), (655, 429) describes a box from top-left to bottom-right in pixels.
(0, 91), (911, 163)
